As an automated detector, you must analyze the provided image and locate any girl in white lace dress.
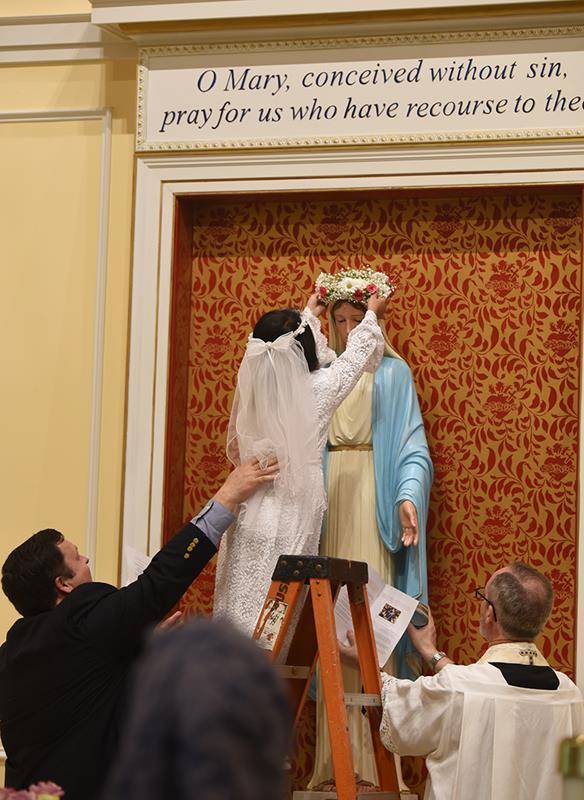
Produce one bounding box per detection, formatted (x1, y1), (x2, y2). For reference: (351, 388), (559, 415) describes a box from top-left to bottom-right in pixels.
(213, 293), (386, 636)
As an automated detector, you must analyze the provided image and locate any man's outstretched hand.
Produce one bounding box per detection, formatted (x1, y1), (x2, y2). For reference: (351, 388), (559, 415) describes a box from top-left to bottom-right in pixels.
(157, 610), (183, 631)
(213, 457), (279, 513)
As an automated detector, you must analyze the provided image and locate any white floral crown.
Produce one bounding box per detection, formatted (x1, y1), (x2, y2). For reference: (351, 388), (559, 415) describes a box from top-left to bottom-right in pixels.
(315, 267), (395, 306)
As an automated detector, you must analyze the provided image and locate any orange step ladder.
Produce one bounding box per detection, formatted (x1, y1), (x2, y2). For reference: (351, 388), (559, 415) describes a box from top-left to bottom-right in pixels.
(252, 554), (403, 800)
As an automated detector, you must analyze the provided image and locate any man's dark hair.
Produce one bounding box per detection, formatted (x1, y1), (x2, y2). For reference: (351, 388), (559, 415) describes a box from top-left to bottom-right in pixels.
(104, 619), (293, 800)
(1, 529), (73, 616)
(253, 308), (319, 371)
(489, 561), (554, 640)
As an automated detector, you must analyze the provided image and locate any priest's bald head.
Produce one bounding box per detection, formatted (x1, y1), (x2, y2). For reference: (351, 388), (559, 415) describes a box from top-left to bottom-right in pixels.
(479, 562), (554, 643)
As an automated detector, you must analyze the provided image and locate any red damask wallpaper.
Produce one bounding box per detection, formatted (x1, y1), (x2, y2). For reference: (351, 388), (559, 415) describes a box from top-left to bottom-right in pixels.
(164, 188), (582, 794)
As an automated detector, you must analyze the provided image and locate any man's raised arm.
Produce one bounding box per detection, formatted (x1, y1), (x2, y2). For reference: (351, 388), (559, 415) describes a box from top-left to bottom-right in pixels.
(79, 458), (278, 649)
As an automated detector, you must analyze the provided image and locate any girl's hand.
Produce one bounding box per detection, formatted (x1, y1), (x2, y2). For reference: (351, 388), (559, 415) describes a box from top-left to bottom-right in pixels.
(307, 292), (327, 318)
(367, 291), (388, 319)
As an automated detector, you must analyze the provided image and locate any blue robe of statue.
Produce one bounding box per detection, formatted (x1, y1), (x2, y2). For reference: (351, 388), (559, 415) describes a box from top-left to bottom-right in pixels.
(373, 357), (433, 677)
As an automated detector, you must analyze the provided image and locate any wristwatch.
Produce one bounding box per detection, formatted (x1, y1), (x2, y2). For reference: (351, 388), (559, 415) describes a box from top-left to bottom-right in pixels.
(429, 651), (448, 671)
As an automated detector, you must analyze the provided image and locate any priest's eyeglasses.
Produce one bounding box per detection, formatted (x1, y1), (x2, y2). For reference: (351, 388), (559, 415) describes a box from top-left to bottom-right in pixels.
(473, 587), (498, 622)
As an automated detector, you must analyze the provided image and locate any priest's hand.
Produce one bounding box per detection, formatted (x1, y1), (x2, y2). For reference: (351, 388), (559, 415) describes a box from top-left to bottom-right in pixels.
(213, 458), (279, 513)
(408, 610), (452, 671)
(399, 500), (419, 547)
(338, 630), (359, 666)
(307, 292), (327, 318)
(407, 608), (438, 661)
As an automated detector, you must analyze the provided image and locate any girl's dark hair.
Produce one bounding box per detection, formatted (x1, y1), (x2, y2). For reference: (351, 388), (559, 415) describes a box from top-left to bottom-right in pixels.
(253, 308), (319, 371)
(103, 619), (292, 800)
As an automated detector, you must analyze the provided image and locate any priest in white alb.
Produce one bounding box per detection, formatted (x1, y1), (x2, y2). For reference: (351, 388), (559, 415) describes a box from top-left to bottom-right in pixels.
(379, 561), (583, 800)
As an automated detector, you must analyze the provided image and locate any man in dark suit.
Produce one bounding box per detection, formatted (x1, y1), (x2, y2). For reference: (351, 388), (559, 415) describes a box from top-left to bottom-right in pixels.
(0, 457), (277, 800)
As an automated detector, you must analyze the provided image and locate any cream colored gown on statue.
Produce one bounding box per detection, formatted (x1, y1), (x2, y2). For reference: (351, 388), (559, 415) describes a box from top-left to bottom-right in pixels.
(309, 371), (394, 787)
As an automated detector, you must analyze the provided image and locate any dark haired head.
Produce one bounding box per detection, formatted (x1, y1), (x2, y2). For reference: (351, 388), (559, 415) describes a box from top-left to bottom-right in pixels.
(253, 308), (319, 371)
(2, 529), (72, 616)
(103, 619), (293, 800)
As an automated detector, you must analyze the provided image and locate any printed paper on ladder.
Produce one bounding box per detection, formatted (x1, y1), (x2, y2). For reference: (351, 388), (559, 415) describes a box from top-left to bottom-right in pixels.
(334, 566), (419, 667)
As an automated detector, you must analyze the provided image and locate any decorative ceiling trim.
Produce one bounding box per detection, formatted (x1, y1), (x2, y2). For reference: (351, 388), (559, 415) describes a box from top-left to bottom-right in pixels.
(0, 14), (136, 64)
(138, 23), (584, 56)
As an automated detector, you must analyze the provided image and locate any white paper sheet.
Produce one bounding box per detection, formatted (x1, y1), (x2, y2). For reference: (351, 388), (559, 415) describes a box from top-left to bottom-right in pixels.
(334, 566), (418, 667)
(123, 545), (152, 586)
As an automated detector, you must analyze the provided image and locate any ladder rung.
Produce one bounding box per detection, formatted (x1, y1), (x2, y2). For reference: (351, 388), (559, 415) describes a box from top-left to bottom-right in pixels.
(278, 665), (311, 679)
(344, 692), (381, 707)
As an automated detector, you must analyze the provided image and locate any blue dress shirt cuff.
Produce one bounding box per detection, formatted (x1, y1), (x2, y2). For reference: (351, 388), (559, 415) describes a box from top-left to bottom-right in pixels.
(190, 500), (235, 548)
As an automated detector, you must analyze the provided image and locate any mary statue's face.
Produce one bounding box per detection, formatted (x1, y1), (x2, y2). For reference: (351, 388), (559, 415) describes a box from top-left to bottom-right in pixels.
(332, 302), (366, 350)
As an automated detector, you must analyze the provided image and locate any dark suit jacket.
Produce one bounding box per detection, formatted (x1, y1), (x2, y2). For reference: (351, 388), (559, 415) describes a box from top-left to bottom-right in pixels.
(0, 522), (216, 800)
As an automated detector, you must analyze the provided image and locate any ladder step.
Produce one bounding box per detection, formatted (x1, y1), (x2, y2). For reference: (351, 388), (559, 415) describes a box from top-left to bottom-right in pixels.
(278, 665), (311, 679)
(344, 692), (381, 707)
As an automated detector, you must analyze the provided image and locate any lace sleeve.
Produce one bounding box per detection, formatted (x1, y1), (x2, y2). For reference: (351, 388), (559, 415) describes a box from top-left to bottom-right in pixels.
(379, 669), (457, 758)
(303, 307), (336, 366)
(312, 310), (384, 428)
(379, 673), (400, 753)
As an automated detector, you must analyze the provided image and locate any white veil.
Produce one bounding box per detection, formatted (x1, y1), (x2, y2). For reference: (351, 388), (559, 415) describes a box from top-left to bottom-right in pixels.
(227, 311), (320, 531)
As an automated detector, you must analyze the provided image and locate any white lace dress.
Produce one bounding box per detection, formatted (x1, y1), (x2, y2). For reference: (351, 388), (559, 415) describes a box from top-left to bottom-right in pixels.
(213, 309), (384, 636)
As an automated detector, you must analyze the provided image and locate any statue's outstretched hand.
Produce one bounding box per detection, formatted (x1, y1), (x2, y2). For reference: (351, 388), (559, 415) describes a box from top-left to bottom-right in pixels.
(399, 500), (419, 547)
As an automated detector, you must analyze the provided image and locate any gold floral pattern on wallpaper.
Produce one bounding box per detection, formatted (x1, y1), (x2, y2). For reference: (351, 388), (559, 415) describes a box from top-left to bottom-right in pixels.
(164, 189), (581, 794)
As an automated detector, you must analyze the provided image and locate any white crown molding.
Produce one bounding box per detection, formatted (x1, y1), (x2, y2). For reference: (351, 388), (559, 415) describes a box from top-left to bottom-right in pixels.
(90, 0), (579, 25)
(0, 14), (136, 64)
(86, 0), (584, 47)
(0, 107), (112, 571)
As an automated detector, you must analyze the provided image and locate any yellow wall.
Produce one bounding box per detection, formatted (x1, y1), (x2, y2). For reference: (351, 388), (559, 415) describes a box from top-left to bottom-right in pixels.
(0, 0), (91, 15)
(0, 60), (137, 645)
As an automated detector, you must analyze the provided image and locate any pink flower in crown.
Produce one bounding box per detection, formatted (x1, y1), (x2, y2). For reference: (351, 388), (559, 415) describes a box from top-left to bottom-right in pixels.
(487, 260), (519, 300)
(545, 320), (578, 358)
(318, 285), (329, 299)
(366, 283), (377, 293)
(485, 382), (515, 420)
(428, 320), (458, 358)
(549, 568), (573, 603)
(542, 443), (575, 483)
(28, 783), (64, 799)
(480, 505), (514, 544)
(29, 783), (64, 797)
